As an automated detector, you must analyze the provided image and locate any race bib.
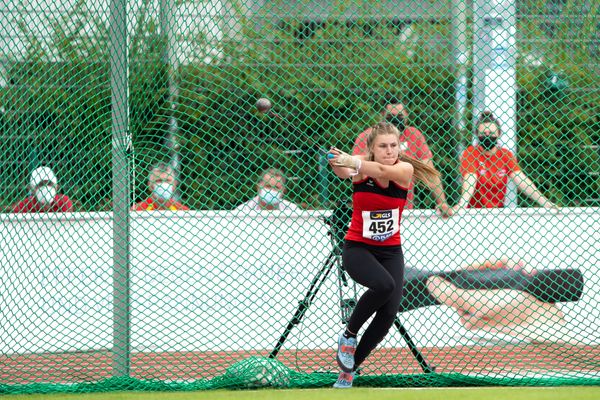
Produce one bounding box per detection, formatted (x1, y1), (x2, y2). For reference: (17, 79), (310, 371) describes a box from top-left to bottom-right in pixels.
(362, 209), (400, 242)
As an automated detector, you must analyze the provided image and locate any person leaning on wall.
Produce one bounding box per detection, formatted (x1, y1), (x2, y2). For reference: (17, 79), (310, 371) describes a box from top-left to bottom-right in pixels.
(452, 111), (558, 213)
(12, 166), (73, 212)
(353, 96), (453, 217)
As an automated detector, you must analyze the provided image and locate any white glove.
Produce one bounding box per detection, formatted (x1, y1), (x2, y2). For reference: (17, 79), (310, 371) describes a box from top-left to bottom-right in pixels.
(330, 148), (361, 171)
(329, 147), (362, 175)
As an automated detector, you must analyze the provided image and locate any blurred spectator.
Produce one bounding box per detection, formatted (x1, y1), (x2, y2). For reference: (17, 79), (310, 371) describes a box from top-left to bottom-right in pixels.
(353, 96), (452, 217)
(132, 162), (189, 211)
(453, 111), (557, 211)
(235, 168), (300, 211)
(12, 166), (73, 212)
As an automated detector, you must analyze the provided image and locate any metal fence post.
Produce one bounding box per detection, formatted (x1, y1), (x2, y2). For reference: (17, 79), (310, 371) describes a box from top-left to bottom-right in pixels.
(110, 0), (131, 378)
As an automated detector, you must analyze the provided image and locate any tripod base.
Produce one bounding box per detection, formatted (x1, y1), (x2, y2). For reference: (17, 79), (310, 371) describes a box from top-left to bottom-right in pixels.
(340, 298), (357, 325)
(394, 317), (436, 373)
(268, 207), (434, 373)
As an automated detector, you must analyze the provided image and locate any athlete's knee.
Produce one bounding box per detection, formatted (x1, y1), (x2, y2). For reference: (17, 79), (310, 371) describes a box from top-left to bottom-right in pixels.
(374, 278), (396, 297)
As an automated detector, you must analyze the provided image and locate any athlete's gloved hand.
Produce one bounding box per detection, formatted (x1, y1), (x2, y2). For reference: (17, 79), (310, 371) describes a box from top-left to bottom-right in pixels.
(328, 147), (362, 171)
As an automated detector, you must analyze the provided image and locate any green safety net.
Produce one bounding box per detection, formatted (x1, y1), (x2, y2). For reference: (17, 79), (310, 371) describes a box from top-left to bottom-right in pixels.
(1, 0), (599, 394)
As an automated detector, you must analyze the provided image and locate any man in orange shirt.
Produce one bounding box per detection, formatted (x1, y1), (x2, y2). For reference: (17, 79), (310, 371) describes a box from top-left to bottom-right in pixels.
(453, 111), (557, 211)
(132, 162), (189, 211)
(353, 97), (452, 216)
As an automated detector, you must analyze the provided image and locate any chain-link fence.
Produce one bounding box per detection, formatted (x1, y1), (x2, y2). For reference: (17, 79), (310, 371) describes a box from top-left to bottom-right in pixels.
(1, 0), (599, 393)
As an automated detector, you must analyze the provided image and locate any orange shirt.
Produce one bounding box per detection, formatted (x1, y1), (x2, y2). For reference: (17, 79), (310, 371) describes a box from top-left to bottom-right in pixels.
(352, 126), (433, 209)
(132, 197), (189, 211)
(460, 145), (521, 208)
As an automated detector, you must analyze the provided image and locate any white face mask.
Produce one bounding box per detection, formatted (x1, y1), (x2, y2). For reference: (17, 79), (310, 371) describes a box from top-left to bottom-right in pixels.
(153, 182), (174, 201)
(35, 186), (57, 204)
(259, 188), (283, 206)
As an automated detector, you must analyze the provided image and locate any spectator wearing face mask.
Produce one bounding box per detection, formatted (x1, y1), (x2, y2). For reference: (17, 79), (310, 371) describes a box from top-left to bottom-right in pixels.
(12, 166), (73, 212)
(353, 96), (452, 217)
(452, 111), (557, 212)
(234, 168), (300, 211)
(132, 162), (189, 211)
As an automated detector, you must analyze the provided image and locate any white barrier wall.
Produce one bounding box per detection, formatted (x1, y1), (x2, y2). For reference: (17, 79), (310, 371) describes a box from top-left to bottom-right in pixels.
(1, 208), (598, 355)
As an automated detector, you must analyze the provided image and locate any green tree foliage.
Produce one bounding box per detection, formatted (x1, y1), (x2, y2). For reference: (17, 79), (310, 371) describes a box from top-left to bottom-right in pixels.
(1, 1), (598, 210)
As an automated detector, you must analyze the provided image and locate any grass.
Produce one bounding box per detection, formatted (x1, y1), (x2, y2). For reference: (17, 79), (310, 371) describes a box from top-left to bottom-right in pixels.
(3, 387), (600, 400)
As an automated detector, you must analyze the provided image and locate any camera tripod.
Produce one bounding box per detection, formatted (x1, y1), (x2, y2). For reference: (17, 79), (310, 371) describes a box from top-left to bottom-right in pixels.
(268, 206), (435, 373)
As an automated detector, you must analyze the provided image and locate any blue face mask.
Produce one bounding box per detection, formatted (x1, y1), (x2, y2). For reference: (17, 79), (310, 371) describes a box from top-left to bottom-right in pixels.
(153, 182), (174, 201)
(259, 188), (282, 206)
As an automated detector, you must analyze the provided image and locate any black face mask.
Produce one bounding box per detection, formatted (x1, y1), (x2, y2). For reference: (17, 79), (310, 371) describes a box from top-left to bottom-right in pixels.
(385, 115), (405, 132)
(478, 135), (498, 151)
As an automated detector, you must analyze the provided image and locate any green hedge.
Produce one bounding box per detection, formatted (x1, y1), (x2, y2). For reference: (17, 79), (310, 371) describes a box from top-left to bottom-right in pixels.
(0, 10), (598, 210)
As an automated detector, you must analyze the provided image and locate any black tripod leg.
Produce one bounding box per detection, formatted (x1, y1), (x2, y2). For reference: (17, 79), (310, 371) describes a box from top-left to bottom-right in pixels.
(269, 252), (337, 359)
(393, 317), (435, 373)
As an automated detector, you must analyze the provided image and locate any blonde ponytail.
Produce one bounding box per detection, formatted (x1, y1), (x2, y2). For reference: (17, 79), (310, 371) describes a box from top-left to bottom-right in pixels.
(398, 153), (440, 186)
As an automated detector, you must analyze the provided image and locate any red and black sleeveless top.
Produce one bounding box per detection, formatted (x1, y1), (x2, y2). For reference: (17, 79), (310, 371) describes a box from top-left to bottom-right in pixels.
(345, 176), (408, 246)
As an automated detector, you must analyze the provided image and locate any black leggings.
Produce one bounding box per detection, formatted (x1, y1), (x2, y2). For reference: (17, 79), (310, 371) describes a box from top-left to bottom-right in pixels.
(342, 240), (405, 369)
